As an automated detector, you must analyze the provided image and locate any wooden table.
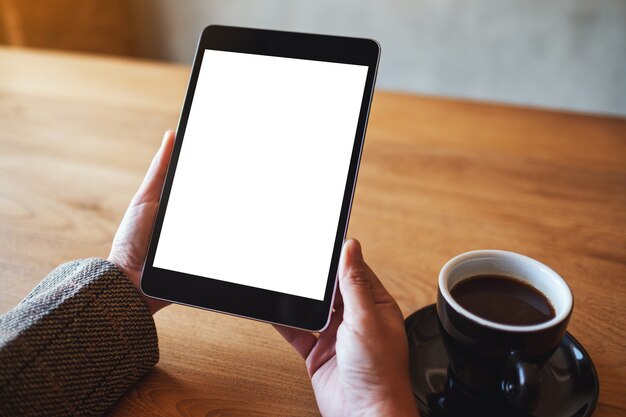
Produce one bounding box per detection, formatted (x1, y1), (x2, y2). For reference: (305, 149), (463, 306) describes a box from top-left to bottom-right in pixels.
(1, 47), (625, 416)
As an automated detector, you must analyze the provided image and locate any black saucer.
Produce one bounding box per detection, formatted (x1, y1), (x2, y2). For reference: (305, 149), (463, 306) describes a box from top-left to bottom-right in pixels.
(404, 304), (599, 417)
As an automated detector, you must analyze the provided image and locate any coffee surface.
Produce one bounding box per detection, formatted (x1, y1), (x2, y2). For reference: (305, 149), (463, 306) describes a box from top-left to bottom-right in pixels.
(450, 274), (555, 326)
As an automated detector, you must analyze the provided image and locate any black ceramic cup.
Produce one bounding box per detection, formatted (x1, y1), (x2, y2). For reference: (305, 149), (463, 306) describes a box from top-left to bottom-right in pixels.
(436, 250), (573, 412)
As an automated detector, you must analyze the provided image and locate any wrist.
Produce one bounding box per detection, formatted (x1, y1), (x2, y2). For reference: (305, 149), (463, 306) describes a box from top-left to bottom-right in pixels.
(105, 256), (167, 315)
(358, 382), (419, 417)
(366, 396), (419, 417)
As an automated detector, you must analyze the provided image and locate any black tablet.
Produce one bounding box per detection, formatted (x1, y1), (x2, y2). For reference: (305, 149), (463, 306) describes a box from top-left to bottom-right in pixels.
(141, 25), (380, 331)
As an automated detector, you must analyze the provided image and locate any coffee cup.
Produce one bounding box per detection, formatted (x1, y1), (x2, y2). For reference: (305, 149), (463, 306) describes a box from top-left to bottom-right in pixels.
(436, 250), (573, 411)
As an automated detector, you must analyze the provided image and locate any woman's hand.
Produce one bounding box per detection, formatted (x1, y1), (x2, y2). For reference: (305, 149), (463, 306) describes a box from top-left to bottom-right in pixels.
(276, 239), (418, 417)
(108, 130), (175, 314)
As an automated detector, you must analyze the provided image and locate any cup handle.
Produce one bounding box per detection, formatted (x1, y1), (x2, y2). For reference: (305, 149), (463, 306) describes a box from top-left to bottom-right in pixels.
(500, 351), (540, 411)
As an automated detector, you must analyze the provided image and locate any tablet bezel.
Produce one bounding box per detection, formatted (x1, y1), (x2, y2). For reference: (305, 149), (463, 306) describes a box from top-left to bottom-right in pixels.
(141, 25), (380, 331)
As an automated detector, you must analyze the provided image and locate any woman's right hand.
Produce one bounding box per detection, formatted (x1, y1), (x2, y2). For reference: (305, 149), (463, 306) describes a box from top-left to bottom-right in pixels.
(276, 239), (418, 417)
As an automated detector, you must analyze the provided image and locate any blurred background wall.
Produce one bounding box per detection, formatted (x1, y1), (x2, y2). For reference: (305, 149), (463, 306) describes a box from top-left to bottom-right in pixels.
(2, 0), (625, 116)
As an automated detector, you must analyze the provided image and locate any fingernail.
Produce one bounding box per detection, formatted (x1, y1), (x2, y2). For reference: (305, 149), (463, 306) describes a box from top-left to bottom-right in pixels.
(161, 130), (173, 147)
(344, 239), (363, 261)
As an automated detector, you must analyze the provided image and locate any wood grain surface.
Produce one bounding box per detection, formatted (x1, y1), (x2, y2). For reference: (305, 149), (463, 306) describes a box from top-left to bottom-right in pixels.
(0, 0), (132, 56)
(1, 47), (625, 416)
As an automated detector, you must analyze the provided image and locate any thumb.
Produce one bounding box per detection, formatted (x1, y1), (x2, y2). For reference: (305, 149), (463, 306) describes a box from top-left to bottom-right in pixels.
(132, 130), (175, 205)
(338, 239), (377, 321)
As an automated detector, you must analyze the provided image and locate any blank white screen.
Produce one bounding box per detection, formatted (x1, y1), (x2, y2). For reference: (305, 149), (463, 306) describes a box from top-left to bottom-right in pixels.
(153, 50), (368, 301)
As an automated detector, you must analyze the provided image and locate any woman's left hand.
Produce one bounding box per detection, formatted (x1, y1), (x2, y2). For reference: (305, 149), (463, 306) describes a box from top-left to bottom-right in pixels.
(108, 130), (175, 314)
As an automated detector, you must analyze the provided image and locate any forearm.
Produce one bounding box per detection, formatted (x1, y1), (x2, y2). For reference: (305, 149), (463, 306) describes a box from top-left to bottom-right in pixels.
(0, 258), (159, 416)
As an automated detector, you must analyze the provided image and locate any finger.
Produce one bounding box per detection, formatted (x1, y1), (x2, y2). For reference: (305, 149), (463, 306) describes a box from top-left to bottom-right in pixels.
(358, 258), (396, 306)
(133, 130), (176, 205)
(332, 284), (344, 310)
(321, 303), (343, 344)
(339, 239), (396, 318)
(338, 239), (376, 319)
(275, 282), (344, 366)
(274, 325), (317, 360)
(306, 303), (343, 375)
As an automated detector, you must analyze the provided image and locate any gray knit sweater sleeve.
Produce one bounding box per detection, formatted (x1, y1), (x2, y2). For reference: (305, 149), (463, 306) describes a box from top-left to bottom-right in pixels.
(0, 258), (159, 416)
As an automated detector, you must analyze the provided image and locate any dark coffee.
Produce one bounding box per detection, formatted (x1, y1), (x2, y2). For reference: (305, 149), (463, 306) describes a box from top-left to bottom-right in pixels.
(450, 274), (555, 326)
